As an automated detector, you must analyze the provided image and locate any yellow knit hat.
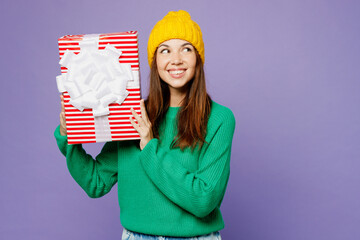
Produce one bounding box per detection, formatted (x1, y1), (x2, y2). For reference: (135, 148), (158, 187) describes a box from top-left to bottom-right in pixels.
(147, 10), (205, 66)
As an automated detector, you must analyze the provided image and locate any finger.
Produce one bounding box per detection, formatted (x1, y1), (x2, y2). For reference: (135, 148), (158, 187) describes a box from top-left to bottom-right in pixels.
(129, 116), (140, 132)
(61, 97), (65, 113)
(60, 94), (65, 108)
(60, 112), (67, 135)
(130, 107), (144, 126)
(60, 112), (66, 128)
(140, 99), (150, 124)
(61, 112), (66, 122)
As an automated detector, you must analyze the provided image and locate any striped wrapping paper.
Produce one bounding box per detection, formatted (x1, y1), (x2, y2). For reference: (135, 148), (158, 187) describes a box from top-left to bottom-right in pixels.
(58, 31), (141, 144)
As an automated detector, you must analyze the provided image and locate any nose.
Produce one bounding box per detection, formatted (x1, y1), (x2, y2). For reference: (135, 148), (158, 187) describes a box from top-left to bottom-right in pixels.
(170, 52), (183, 65)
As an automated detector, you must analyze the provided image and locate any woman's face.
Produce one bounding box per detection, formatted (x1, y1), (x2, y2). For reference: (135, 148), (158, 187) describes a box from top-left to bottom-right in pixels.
(156, 39), (197, 94)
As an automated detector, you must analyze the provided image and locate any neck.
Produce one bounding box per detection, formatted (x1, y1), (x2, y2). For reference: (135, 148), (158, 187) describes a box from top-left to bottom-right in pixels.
(169, 88), (186, 107)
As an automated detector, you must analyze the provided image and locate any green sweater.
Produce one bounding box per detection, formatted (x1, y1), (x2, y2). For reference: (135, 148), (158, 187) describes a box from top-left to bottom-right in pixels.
(54, 101), (235, 237)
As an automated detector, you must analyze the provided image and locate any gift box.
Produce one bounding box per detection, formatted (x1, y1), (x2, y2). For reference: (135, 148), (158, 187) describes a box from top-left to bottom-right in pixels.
(57, 31), (141, 144)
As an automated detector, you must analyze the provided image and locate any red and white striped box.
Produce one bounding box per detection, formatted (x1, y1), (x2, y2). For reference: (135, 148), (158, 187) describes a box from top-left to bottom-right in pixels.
(58, 31), (141, 144)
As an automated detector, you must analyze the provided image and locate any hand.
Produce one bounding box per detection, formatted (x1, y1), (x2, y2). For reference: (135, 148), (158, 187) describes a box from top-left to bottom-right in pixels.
(130, 99), (153, 150)
(59, 94), (67, 136)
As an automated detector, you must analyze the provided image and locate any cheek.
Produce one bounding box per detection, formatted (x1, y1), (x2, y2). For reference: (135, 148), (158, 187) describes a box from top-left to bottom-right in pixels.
(189, 54), (197, 68)
(155, 55), (162, 70)
(156, 57), (167, 80)
(188, 68), (196, 79)
(156, 57), (168, 72)
(188, 55), (197, 74)
(183, 54), (196, 79)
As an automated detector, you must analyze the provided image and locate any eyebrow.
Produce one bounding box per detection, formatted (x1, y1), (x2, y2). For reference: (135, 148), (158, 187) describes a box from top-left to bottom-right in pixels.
(158, 43), (193, 48)
(181, 43), (192, 47)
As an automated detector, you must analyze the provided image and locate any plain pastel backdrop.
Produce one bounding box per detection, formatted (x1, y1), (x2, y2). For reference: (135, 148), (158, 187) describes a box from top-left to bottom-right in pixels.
(0, 0), (359, 239)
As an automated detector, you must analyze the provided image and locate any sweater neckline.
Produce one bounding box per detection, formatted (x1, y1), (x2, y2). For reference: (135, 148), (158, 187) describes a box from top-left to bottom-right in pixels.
(166, 106), (180, 118)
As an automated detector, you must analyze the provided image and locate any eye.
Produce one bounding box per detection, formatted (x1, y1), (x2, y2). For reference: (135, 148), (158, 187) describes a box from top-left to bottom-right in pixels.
(183, 47), (192, 52)
(160, 49), (169, 54)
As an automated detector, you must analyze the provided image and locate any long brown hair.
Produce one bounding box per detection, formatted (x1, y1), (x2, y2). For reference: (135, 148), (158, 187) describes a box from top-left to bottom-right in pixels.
(145, 48), (212, 150)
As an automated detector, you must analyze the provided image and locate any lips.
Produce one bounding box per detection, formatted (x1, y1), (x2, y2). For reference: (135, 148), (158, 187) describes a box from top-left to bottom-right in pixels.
(168, 68), (186, 78)
(169, 70), (185, 74)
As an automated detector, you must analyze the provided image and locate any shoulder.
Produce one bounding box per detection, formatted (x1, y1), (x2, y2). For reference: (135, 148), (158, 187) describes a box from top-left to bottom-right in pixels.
(209, 101), (236, 125)
(201, 101), (236, 145)
(207, 101), (236, 133)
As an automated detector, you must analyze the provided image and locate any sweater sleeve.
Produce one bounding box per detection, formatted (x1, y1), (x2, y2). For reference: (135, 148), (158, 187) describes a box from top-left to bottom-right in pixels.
(139, 110), (236, 218)
(54, 125), (118, 198)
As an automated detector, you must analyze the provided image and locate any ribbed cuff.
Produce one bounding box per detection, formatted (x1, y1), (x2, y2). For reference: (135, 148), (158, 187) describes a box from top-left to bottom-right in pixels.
(139, 138), (159, 170)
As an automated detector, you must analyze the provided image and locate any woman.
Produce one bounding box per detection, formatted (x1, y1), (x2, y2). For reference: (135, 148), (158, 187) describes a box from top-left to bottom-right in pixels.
(55, 10), (235, 240)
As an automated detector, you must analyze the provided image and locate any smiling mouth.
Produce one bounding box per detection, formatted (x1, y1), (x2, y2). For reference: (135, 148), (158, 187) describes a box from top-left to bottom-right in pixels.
(168, 69), (186, 79)
(168, 69), (186, 75)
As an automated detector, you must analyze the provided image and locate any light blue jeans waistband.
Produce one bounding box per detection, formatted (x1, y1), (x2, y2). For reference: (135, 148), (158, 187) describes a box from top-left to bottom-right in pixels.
(121, 228), (222, 240)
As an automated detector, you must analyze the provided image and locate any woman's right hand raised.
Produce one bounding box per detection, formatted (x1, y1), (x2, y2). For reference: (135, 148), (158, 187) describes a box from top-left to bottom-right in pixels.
(59, 94), (67, 136)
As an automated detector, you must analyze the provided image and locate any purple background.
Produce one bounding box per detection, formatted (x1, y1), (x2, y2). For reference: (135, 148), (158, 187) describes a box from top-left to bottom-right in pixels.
(1, 0), (359, 239)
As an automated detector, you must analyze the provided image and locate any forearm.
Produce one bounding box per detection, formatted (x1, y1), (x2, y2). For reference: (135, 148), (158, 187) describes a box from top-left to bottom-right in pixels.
(140, 138), (231, 218)
(67, 145), (114, 198)
(54, 125), (117, 198)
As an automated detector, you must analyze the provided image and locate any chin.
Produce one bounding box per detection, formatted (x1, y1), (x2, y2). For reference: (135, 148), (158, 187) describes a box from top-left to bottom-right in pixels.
(169, 81), (192, 92)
